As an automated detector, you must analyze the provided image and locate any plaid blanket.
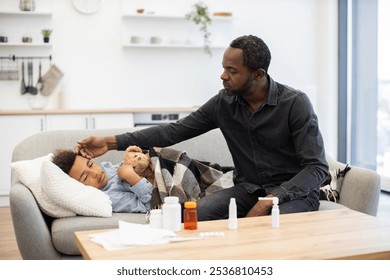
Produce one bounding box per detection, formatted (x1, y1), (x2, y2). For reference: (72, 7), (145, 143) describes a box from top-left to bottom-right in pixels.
(320, 165), (351, 202)
(148, 147), (234, 209)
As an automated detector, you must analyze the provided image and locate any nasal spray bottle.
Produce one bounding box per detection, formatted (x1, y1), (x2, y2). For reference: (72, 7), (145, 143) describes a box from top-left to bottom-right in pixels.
(258, 197), (279, 228)
(228, 198), (238, 230)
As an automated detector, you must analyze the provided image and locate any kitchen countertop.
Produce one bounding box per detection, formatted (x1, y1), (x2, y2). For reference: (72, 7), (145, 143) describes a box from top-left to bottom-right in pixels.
(0, 107), (198, 116)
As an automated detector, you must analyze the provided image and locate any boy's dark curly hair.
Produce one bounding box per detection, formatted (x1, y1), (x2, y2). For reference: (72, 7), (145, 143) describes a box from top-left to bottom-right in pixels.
(51, 149), (77, 175)
(230, 35), (271, 73)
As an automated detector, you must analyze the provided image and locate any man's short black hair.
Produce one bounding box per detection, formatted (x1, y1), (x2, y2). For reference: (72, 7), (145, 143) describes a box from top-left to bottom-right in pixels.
(230, 35), (271, 73)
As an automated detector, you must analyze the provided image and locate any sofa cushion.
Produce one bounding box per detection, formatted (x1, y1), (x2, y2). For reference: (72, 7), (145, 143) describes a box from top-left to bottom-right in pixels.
(319, 200), (349, 211)
(51, 213), (147, 255)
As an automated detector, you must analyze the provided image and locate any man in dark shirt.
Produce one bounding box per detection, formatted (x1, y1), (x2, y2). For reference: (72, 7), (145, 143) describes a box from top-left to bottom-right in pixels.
(75, 35), (329, 221)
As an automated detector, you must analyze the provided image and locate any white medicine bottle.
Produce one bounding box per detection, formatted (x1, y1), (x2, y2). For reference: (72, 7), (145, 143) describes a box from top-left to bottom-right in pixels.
(162, 196), (181, 232)
(228, 198), (238, 230)
(149, 209), (163, 228)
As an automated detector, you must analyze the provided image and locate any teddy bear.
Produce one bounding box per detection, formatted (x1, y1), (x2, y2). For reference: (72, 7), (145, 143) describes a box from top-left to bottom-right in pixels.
(123, 145), (154, 184)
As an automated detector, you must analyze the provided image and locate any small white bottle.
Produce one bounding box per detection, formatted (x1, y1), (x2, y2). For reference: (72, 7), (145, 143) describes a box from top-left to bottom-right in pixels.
(271, 201), (279, 228)
(258, 197), (280, 228)
(149, 209), (163, 229)
(162, 196), (181, 232)
(228, 198), (238, 230)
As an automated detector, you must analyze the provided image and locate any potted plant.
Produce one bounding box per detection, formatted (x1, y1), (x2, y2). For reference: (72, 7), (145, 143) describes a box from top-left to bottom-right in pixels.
(185, 1), (212, 56)
(41, 29), (52, 43)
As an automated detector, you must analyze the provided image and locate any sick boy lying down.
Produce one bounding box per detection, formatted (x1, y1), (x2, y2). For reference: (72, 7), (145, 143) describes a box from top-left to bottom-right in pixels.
(51, 146), (154, 213)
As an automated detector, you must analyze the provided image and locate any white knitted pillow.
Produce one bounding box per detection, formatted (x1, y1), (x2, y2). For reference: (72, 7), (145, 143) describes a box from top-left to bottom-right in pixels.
(40, 160), (112, 217)
(10, 154), (76, 218)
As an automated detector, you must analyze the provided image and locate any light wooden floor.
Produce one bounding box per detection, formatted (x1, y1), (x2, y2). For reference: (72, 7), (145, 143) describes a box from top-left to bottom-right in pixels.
(1, 192), (390, 260)
(0, 207), (21, 260)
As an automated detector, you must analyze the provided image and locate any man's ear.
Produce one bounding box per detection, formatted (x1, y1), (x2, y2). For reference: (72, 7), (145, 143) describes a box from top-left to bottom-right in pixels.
(254, 69), (266, 80)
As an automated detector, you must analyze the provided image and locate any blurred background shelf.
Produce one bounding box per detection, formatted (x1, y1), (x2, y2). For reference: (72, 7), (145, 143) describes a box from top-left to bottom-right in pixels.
(0, 43), (52, 47)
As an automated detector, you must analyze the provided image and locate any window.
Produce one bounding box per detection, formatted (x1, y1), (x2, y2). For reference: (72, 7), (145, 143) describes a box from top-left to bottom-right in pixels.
(339, 0), (390, 191)
(377, 0), (390, 190)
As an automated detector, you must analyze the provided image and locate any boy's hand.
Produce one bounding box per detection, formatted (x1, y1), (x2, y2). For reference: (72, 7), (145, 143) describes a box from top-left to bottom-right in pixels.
(118, 164), (141, 186)
(123, 145), (142, 165)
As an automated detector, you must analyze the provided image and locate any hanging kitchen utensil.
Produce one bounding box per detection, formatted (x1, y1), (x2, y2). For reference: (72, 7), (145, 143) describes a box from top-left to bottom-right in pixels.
(30, 61), (38, 95)
(20, 61), (27, 94)
(0, 59), (5, 81)
(36, 60), (43, 91)
(26, 61), (31, 93)
(27, 61), (38, 95)
(1, 63), (19, 81)
(41, 64), (63, 96)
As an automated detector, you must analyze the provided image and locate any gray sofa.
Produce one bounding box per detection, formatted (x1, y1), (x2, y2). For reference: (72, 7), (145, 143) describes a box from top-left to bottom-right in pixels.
(10, 128), (381, 260)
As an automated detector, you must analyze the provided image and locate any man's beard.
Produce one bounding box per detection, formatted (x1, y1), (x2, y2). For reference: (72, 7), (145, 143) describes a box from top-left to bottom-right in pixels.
(223, 76), (254, 97)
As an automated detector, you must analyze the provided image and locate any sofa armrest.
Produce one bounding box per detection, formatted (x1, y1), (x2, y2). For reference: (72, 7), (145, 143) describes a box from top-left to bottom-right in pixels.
(326, 155), (381, 216)
(10, 182), (62, 260)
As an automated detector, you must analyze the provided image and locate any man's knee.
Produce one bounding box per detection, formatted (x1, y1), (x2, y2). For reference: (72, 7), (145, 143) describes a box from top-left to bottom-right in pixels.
(279, 191), (320, 214)
(196, 190), (232, 221)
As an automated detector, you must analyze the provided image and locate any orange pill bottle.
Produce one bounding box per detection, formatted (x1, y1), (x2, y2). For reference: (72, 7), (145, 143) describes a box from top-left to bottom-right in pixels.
(183, 201), (198, 230)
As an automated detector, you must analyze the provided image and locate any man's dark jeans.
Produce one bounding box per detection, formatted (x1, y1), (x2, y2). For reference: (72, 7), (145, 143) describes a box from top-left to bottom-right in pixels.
(197, 183), (320, 221)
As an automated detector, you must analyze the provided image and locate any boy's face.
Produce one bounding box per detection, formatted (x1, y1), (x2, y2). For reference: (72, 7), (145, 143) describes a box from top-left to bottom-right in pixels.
(68, 155), (108, 189)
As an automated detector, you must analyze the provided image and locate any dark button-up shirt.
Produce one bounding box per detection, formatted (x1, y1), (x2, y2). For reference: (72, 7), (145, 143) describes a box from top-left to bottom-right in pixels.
(116, 75), (329, 203)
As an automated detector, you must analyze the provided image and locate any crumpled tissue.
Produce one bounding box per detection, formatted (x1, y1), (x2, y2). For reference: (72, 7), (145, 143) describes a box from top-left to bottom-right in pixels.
(90, 220), (176, 251)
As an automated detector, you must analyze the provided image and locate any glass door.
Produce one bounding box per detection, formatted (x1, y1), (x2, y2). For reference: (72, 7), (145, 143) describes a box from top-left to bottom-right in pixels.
(377, 0), (390, 191)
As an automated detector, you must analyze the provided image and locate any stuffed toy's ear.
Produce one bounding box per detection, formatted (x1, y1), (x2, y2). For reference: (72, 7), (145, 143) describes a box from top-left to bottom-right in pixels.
(125, 145), (142, 153)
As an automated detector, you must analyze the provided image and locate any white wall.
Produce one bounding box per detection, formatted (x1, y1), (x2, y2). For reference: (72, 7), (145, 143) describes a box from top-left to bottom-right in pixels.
(0, 0), (338, 157)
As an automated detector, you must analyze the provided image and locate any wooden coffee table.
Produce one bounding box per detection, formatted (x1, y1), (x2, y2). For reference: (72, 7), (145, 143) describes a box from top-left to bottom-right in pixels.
(74, 209), (390, 260)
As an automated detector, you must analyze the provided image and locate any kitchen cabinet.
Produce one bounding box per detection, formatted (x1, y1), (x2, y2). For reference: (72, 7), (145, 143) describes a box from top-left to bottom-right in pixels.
(46, 113), (134, 130)
(0, 115), (45, 206)
(46, 114), (91, 130)
(91, 113), (134, 129)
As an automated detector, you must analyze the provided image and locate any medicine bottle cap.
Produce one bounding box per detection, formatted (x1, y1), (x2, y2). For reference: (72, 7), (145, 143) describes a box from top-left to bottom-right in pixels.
(184, 201), (197, 209)
(164, 196), (179, 203)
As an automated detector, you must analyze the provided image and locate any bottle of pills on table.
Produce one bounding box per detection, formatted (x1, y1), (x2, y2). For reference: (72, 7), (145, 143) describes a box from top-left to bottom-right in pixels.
(183, 201), (198, 230)
(149, 209), (162, 228)
(162, 196), (181, 232)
